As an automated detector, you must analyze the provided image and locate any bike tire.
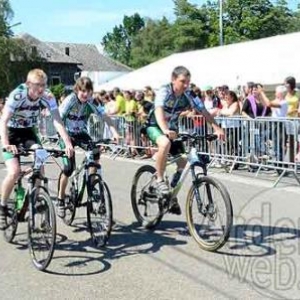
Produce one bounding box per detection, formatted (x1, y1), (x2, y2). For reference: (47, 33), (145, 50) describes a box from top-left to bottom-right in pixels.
(28, 186), (56, 271)
(3, 200), (18, 243)
(86, 174), (113, 247)
(58, 171), (77, 226)
(131, 165), (163, 229)
(186, 176), (233, 252)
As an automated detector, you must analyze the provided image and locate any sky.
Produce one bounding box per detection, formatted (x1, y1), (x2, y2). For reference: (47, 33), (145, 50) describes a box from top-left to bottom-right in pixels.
(9, 0), (299, 45)
(8, 0), (182, 44)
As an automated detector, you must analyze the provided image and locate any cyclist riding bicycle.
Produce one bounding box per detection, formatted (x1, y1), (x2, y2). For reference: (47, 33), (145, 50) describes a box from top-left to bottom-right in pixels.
(0, 69), (74, 230)
(145, 66), (225, 215)
(57, 76), (119, 218)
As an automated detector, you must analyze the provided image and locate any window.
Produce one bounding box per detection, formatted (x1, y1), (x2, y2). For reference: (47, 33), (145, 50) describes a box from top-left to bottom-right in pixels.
(51, 76), (61, 86)
(65, 47), (70, 56)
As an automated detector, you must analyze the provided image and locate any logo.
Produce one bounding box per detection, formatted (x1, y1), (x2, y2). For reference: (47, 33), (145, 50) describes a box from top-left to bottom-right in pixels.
(222, 189), (300, 299)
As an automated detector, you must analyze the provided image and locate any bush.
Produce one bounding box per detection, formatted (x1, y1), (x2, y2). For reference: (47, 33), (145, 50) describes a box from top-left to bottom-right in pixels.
(50, 83), (65, 100)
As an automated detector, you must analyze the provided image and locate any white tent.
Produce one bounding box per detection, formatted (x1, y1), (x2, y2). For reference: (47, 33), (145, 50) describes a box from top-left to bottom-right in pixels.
(97, 31), (300, 91)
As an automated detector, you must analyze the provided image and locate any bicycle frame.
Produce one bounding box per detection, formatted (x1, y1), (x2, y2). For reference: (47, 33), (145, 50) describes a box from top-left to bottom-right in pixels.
(166, 145), (208, 200)
(69, 147), (102, 204)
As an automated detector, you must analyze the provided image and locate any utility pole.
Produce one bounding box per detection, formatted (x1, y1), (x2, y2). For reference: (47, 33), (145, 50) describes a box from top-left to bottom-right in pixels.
(219, 0), (223, 46)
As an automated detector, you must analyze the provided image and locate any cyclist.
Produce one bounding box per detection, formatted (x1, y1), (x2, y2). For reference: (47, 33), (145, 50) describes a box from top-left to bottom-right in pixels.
(145, 66), (225, 215)
(57, 76), (119, 218)
(0, 69), (74, 229)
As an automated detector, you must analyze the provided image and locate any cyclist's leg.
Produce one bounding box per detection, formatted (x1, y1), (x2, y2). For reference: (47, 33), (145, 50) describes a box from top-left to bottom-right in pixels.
(57, 137), (76, 218)
(169, 141), (186, 215)
(0, 128), (30, 229)
(76, 132), (100, 175)
(146, 126), (171, 194)
(170, 140), (187, 170)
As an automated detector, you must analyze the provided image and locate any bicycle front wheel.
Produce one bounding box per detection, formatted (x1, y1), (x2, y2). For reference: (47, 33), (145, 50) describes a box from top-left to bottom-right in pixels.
(87, 174), (113, 247)
(28, 186), (56, 271)
(3, 200), (18, 243)
(186, 176), (233, 252)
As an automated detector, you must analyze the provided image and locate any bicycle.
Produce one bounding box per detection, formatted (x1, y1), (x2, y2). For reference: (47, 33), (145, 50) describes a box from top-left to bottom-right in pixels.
(131, 133), (233, 251)
(57, 139), (113, 247)
(3, 146), (65, 271)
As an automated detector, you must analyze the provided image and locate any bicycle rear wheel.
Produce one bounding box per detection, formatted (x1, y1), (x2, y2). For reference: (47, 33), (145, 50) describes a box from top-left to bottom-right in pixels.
(3, 200), (18, 243)
(87, 174), (113, 247)
(28, 186), (56, 271)
(186, 176), (233, 251)
(131, 165), (163, 229)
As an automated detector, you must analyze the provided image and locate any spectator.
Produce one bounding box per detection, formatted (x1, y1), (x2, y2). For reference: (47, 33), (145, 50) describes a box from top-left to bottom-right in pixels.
(242, 83), (271, 157)
(202, 85), (221, 117)
(124, 90), (139, 157)
(284, 76), (299, 162)
(259, 85), (288, 172)
(218, 91), (241, 157)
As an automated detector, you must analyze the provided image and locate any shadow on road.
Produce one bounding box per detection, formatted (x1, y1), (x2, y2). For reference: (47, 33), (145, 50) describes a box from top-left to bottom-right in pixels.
(217, 224), (300, 257)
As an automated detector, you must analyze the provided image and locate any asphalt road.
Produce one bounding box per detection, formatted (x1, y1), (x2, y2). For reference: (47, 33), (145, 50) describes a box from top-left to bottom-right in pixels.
(1, 153), (300, 300)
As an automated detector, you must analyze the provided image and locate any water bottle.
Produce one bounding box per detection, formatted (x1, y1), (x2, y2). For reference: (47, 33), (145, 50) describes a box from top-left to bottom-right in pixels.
(171, 170), (183, 188)
(189, 148), (199, 164)
(15, 185), (25, 211)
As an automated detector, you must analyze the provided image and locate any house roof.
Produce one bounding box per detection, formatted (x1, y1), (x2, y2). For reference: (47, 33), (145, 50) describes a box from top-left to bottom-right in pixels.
(46, 42), (132, 72)
(17, 33), (80, 64)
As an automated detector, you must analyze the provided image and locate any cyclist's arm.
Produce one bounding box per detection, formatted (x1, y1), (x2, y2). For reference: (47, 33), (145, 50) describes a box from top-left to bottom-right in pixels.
(155, 106), (169, 134)
(90, 102), (119, 140)
(0, 88), (24, 147)
(0, 106), (14, 146)
(42, 92), (73, 156)
(51, 109), (72, 145)
(154, 86), (170, 134)
(192, 95), (224, 138)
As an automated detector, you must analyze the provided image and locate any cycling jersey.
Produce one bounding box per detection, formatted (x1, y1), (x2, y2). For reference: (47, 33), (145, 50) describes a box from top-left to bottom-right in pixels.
(147, 84), (205, 130)
(59, 92), (103, 134)
(6, 84), (58, 128)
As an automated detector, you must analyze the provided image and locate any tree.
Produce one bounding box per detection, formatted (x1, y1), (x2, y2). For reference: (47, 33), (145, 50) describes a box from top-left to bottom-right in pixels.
(222, 0), (299, 44)
(100, 0), (300, 69)
(102, 13), (144, 66)
(0, 0), (14, 37)
(130, 17), (175, 68)
(172, 0), (211, 51)
(0, 0), (46, 97)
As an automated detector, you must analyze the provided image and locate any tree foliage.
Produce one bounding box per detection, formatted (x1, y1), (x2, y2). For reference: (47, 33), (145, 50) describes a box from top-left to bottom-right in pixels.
(0, 0), (46, 97)
(101, 13), (144, 65)
(101, 0), (300, 69)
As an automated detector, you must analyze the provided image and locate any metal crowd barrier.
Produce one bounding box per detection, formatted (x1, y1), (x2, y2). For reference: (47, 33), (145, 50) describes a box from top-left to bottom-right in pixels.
(38, 114), (58, 144)
(39, 113), (300, 186)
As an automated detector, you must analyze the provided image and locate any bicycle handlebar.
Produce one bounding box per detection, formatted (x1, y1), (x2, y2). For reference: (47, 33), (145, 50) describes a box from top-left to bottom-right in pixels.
(2, 146), (66, 158)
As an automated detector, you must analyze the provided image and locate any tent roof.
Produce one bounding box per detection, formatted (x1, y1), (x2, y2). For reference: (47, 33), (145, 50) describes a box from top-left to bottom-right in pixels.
(98, 31), (300, 91)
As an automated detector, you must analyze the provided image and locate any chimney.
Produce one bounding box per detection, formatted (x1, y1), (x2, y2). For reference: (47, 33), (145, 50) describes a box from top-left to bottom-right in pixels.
(65, 47), (70, 56)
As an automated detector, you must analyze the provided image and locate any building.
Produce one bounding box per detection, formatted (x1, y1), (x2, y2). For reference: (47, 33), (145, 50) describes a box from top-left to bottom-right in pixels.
(17, 33), (131, 89)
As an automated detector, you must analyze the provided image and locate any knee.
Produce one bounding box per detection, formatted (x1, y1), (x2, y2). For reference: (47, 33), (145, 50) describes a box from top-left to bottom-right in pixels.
(7, 167), (20, 181)
(63, 164), (74, 177)
(157, 136), (171, 152)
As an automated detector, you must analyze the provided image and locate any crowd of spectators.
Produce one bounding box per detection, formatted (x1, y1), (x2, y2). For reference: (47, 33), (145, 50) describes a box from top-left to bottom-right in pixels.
(83, 76), (300, 172)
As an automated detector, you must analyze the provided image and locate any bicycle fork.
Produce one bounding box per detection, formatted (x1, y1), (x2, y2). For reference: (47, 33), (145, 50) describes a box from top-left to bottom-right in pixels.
(190, 167), (215, 217)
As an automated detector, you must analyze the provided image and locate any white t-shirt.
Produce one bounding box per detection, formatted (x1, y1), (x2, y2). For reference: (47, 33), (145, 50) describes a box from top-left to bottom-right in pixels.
(271, 99), (288, 118)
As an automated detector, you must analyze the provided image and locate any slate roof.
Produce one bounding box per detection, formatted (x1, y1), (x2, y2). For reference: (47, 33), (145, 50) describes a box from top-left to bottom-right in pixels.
(17, 33), (80, 64)
(16, 33), (132, 72)
(47, 42), (132, 72)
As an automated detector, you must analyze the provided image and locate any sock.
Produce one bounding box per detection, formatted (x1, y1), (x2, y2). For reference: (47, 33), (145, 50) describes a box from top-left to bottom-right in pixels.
(0, 200), (7, 207)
